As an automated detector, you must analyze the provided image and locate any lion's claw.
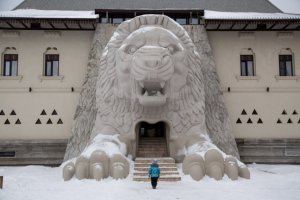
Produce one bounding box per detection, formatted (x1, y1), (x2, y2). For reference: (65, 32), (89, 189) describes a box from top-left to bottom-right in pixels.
(183, 149), (250, 181)
(63, 150), (129, 181)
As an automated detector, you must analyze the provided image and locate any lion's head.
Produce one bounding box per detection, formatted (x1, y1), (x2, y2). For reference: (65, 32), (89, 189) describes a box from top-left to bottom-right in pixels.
(115, 26), (188, 107)
(95, 15), (206, 135)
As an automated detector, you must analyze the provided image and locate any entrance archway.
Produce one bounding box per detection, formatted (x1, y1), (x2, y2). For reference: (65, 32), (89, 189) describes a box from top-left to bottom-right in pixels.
(136, 121), (169, 157)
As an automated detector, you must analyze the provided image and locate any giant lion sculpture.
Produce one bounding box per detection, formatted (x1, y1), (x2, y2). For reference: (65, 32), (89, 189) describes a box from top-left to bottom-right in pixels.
(63, 15), (250, 181)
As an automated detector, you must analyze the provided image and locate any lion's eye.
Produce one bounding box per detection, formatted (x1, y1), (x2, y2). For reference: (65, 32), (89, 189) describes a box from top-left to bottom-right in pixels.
(127, 46), (137, 54)
(167, 45), (177, 54)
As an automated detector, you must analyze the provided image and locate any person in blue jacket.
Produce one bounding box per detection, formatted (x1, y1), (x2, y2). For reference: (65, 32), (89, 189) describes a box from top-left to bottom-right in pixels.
(148, 159), (160, 189)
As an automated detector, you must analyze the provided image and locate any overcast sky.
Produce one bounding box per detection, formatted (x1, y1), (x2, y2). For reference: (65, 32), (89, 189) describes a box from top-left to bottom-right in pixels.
(0, 0), (300, 13)
(0, 0), (23, 11)
(270, 0), (300, 14)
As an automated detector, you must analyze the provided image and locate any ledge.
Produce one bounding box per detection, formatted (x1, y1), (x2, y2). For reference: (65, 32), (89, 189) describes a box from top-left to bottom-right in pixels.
(39, 75), (64, 82)
(0, 75), (23, 81)
(235, 75), (260, 81)
(275, 75), (300, 82)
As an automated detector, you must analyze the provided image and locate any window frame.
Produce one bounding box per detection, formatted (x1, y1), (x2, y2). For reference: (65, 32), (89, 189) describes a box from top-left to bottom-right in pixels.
(279, 54), (294, 76)
(240, 54), (255, 76)
(44, 54), (59, 77)
(3, 54), (18, 76)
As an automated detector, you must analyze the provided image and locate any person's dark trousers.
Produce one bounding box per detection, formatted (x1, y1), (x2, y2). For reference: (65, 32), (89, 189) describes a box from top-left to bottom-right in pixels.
(151, 177), (158, 188)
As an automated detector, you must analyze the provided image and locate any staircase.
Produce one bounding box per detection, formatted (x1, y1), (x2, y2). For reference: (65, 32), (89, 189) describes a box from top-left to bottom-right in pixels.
(133, 157), (181, 181)
(137, 137), (168, 157)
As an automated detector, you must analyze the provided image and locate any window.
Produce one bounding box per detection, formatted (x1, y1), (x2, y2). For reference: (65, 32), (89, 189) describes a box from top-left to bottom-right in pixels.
(3, 54), (18, 76)
(44, 54), (59, 76)
(240, 55), (254, 76)
(279, 55), (293, 76)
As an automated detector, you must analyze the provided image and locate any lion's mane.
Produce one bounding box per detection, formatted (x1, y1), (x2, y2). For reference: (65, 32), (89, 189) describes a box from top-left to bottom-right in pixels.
(95, 15), (206, 138)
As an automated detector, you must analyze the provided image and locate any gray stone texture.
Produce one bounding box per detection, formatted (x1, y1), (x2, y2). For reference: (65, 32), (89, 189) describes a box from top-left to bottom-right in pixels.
(64, 24), (117, 161)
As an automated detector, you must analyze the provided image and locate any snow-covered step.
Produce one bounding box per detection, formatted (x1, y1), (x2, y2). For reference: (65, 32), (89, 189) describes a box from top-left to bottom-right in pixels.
(135, 163), (177, 168)
(134, 171), (180, 176)
(137, 138), (168, 157)
(135, 157), (175, 163)
(134, 166), (178, 171)
(133, 157), (181, 182)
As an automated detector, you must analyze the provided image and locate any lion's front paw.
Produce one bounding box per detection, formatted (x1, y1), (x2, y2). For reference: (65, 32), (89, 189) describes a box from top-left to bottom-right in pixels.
(62, 150), (129, 181)
(183, 149), (250, 181)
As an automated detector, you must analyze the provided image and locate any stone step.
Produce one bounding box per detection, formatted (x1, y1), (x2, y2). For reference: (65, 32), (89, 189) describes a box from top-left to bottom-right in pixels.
(135, 163), (176, 168)
(138, 143), (166, 146)
(134, 166), (178, 172)
(138, 147), (167, 151)
(135, 157), (175, 163)
(134, 171), (179, 176)
(138, 153), (168, 157)
(138, 144), (166, 147)
(139, 149), (167, 154)
(139, 140), (166, 144)
(133, 157), (181, 182)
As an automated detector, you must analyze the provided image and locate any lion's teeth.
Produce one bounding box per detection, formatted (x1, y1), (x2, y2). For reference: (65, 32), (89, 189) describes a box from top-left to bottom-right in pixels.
(144, 91), (148, 96)
(139, 81), (144, 88)
(160, 82), (165, 88)
(157, 91), (162, 96)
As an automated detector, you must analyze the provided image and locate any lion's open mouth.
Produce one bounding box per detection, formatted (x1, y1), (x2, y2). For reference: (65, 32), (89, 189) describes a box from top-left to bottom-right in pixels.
(136, 80), (167, 106)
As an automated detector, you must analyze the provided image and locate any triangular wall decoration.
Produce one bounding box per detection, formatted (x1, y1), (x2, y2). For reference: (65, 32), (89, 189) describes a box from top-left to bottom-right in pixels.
(10, 110), (16, 115)
(257, 118), (263, 124)
(57, 118), (63, 124)
(236, 118), (242, 124)
(287, 118), (293, 124)
(252, 109), (258, 115)
(0, 110), (5, 115)
(15, 119), (21, 124)
(241, 109), (247, 115)
(4, 119), (10, 124)
(282, 110), (287, 115)
(35, 119), (42, 124)
(277, 119), (282, 124)
(46, 119), (53, 124)
(247, 118), (253, 124)
(41, 110), (47, 115)
(292, 110), (298, 115)
(52, 110), (58, 115)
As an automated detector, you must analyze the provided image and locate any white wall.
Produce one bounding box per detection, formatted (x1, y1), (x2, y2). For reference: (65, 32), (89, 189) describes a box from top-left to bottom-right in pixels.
(0, 30), (94, 139)
(1, 29), (299, 140)
(208, 31), (300, 138)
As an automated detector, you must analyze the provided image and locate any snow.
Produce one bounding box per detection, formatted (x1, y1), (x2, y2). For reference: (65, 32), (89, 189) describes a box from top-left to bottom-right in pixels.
(204, 10), (300, 20)
(1, 163), (300, 200)
(0, 9), (98, 19)
(81, 134), (127, 158)
(1, 9), (300, 20)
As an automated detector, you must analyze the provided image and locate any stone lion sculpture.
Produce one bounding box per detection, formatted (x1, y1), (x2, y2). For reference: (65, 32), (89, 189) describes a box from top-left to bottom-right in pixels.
(63, 15), (250, 181)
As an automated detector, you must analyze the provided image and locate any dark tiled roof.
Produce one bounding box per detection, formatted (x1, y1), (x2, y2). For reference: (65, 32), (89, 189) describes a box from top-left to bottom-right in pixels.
(16, 0), (281, 13)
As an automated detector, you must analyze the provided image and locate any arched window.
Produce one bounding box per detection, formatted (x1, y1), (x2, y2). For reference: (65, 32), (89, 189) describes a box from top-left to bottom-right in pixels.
(44, 47), (59, 76)
(279, 48), (294, 76)
(240, 48), (255, 76)
(2, 47), (18, 76)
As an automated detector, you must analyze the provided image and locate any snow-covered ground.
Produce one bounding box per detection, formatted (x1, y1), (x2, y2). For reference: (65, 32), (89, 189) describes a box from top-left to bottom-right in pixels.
(0, 163), (300, 200)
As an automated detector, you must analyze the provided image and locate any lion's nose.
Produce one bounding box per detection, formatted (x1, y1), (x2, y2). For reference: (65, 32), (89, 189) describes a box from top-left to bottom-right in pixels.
(145, 59), (161, 69)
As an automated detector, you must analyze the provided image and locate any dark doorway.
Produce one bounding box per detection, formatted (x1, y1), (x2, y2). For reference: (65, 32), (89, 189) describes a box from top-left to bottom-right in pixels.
(139, 121), (165, 138)
(136, 121), (168, 157)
